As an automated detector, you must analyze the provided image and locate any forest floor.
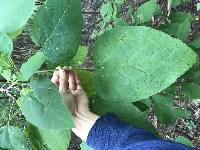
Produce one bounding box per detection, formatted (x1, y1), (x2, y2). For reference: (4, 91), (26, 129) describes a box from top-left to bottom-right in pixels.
(0, 0), (199, 149)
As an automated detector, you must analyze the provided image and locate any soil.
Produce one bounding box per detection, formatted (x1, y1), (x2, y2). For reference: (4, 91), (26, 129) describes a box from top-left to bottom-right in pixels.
(7, 0), (200, 149)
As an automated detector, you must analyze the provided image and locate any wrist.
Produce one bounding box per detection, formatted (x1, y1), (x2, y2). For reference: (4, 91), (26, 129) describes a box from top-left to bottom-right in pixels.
(72, 111), (99, 141)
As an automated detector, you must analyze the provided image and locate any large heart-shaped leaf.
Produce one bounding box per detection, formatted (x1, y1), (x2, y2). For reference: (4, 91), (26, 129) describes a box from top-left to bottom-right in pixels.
(92, 26), (197, 102)
(30, 0), (83, 63)
(0, 0), (35, 33)
(21, 76), (74, 129)
(0, 126), (28, 150)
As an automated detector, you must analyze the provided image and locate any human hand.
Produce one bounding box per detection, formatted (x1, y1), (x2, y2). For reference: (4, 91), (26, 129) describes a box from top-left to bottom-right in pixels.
(51, 67), (99, 141)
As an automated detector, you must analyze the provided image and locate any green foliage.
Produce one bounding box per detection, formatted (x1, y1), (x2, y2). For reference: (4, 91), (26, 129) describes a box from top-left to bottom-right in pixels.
(0, 0), (35, 33)
(0, 126), (28, 150)
(93, 26), (196, 102)
(68, 46), (88, 66)
(76, 70), (95, 97)
(90, 95), (156, 133)
(182, 83), (200, 99)
(0, 32), (13, 55)
(171, 0), (191, 7)
(0, 0), (199, 149)
(28, 124), (71, 150)
(144, 95), (190, 124)
(30, 0), (83, 64)
(197, 3), (200, 11)
(19, 52), (47, 81)
(20, 76), (74, 129)
(133, 0), (161, 25)
(159, 12), (194, 42)
(174, 136), (193, 147)
(191, 37), (200, 49)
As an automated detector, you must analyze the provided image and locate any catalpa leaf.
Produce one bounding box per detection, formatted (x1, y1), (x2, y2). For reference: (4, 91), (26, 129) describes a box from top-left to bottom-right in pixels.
(171, 0), (191, 7)
(0, 126), (28, 150)
(19, 52), (47, 81)
(0, 0), (35, 33)
(93, 26), (197, 102)
(169, 12), (194, 23)
(30, 0), (83, 64)
(90, 94), (156, 133)
(0, 32), (13, 55)
(27, 124), (71, 150)
(21, 76), (74, 129)
(133, 0), (161, 25)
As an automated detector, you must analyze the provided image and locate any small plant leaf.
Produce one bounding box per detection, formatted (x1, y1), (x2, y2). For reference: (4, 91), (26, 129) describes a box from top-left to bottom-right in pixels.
(143, 94), (190, 124)
(114, 0), (124, 5)
(171, 0), (191, 7)
(133, 0), (161, 25)
(191, 37), (200, 49)
(177, 19), (191, 42)
(197, 3), (200, 11)
(182, 83), (200, 99)
(93, 26), (197, 102)
(100, 2), (114, 22)
(19, 52), (47, 81)
(21, 76), (74, 129)
(0, 126), (28, 150)
(0, 0), (35, 33)
(30, 0), (83, 64)
(169, 12), (194, 23)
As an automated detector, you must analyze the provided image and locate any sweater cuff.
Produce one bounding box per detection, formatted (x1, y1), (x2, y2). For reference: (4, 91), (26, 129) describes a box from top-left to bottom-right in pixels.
(86, 113), (131, 149)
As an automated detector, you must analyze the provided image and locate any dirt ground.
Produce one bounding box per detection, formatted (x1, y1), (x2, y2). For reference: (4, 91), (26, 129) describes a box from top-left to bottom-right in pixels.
(8, 0), (200, 149)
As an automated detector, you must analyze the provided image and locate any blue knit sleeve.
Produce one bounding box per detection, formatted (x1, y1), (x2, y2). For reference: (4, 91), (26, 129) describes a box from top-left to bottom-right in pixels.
(86, 113), (196, 150)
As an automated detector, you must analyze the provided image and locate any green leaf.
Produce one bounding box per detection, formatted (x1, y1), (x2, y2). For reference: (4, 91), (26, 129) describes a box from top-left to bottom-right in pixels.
(21, 76), (74, 129)
(81, 141), (93, 150)
(114, 0), (124, 5)
(169, 12), (194, 24)
(182, 83), (200, 99)
(30, 0), (83, 64)
(93, 26), (197, 102)
(0, 126), (28, 150)
(171, 0), (191, 7)
(133, 0), (161, 25)
(158, 23), (180, 36)
(183, 67), (200, 84)
(75, 70), (95, 97)
(68, 46), (88, 66)
(0, 32), (13, 55)
(7, 28), (24, 40)
(177, 18), (191, 42)
(197, 3), (200, 11)
(100, 2), (114, 22)
(143, 94), (190, 124)
(90, 94), (156, 133)
(191, 37), (200, 49)
(0, 55), (13, 81)
(18, 52), (47, 81)
(0, 0), (35, 33)
(174, 136), (193, 147)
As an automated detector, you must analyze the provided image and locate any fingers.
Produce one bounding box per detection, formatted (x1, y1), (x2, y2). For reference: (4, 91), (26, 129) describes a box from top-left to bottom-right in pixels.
(59, 69), (69, 93)
(68, 71), (76, 91)
(74, 73), (83, 90)
(51, 66), (61, 85)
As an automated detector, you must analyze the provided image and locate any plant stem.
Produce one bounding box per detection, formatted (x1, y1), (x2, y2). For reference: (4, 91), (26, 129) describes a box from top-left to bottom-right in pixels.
(35, 67), (95, 74)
